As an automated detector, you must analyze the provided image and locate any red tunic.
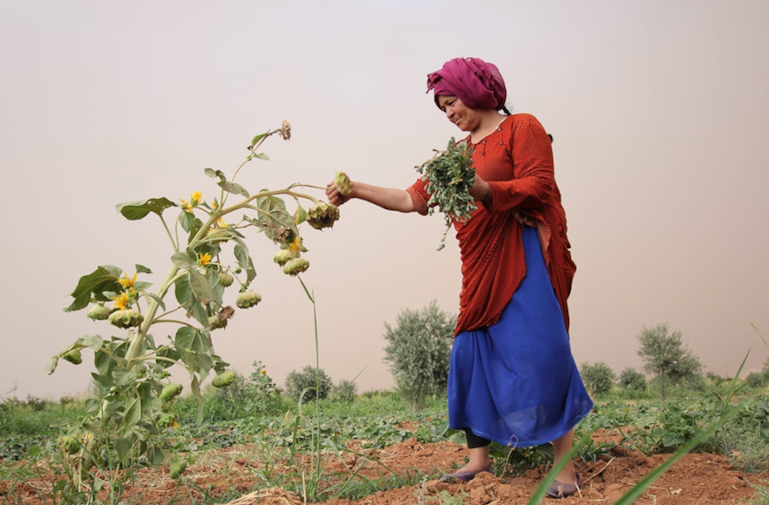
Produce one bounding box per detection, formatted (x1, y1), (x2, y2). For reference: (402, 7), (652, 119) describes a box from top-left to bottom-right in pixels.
(407, 114), (576, 335)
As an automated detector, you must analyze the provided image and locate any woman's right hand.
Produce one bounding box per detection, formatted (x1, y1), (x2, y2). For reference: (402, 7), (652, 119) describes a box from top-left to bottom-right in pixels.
(326, 180), (352, 206)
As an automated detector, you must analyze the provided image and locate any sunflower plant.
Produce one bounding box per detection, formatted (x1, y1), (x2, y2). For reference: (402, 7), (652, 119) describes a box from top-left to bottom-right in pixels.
(46, 121), (343, 487)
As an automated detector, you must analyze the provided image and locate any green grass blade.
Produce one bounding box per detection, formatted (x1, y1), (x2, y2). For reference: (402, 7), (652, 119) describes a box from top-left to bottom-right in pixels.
(525, 429), (595, 505)
(750, 322), (767, 346)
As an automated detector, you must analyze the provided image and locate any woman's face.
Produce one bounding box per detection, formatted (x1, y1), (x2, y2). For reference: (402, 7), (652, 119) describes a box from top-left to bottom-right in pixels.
(437, 95), (479, 132)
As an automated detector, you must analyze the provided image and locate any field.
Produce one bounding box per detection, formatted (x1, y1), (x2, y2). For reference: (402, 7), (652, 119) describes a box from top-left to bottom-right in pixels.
(2, 383), (769, 505)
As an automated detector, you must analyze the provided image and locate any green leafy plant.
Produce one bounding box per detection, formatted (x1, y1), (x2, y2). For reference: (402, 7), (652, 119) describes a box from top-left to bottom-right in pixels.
(382, 301), (455, 410)
(44, 121), (341, 492)
(415, 138), (476, 250)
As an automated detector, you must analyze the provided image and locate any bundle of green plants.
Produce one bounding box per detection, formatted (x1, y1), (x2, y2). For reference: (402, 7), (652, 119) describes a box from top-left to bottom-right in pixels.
(415, 138), (476, 250)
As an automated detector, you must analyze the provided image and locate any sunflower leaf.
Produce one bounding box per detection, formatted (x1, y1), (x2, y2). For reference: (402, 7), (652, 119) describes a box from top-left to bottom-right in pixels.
(65, 266), (122, 312)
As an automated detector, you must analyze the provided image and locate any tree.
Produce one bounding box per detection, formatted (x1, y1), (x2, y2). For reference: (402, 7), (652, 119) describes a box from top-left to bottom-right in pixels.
(636, 323), (702, 400)
(579, 362), (616, 397)
(382, 301), (456, 410)
(762, 358), (769, 379)
(619, 367), (647, 391)
(284, 365), (333, 403)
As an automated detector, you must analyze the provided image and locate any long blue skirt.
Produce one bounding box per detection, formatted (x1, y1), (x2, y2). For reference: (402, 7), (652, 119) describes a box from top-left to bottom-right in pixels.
(448, 226), (593, 447)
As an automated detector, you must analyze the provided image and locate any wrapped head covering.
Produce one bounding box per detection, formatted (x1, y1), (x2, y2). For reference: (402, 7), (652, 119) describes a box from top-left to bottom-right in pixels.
(426, 57), (507, 111)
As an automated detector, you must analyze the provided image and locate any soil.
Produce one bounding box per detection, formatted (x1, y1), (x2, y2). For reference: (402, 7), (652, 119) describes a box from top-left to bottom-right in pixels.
(2, 437), (767, 504)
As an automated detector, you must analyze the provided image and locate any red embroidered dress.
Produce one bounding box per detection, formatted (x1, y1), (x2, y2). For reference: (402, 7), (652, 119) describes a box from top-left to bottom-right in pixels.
(406, 113), (576, 335)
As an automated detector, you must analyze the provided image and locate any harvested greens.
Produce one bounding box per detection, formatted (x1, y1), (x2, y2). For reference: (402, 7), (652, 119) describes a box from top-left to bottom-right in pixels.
(416, 138), (477, 250)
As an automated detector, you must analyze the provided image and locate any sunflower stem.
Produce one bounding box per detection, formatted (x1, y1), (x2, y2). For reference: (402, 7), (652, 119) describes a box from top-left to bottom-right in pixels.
(124, 265), (180, 368)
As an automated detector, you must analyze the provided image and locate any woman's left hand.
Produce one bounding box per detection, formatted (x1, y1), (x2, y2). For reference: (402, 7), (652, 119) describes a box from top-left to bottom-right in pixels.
(469, 174), (491, 203)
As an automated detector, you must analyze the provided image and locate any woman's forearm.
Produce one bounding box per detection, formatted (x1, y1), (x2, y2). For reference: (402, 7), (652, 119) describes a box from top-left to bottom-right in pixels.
(350, 182), (415, 213)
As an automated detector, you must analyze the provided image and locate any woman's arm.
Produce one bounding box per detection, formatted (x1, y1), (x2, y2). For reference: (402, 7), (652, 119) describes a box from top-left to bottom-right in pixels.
(326, 180), (416, 213)
(482, 115), (555, 213)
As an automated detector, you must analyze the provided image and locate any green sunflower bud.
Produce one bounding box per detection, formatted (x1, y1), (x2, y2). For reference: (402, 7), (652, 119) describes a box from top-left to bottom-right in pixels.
(108, 309), (144, 329)
(159, 383), (183, 401)
(60, 436), (80, 454)
(208, 314), (228, 330)
(307, 203), (340, 230)
(335, 171), (352, 196)
(218, 272), (234, 287)
(87, 305), (112, 321)
(62, 350), (82, 365)
(169, 461), (187, 479)
(209, 306), (235, 329)
(59, 435), (80, 454)
(236, 291), (261, 309)
(212, 370), (237, 388)
(157, 413), (177, 429)
(282, 257), (310, 276)
(273, 249), (296, 266)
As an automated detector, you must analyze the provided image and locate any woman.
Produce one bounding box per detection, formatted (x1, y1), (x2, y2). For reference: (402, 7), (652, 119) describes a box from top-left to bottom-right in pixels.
(326, 57), (593, 499)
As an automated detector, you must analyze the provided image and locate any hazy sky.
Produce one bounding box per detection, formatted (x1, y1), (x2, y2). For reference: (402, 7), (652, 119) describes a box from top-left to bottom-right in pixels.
(2, 0), (768, 400)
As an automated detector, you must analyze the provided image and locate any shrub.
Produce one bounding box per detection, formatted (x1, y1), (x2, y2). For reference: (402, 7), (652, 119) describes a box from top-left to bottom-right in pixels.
(382, 301), (455, 410)
(285, 365), (333, 403)
(331, 380), (358, 403)
(746, 372), (767, 389)
(706, 372), (728, 386)
(619, 368), (647, 391)
(579, 362), (616, 397)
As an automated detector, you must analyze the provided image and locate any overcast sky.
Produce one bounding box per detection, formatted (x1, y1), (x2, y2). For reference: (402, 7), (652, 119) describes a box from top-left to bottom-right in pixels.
(1, 0), (768, 400)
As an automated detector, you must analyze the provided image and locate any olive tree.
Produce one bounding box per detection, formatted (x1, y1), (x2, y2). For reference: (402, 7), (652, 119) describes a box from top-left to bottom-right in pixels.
(382, 301), (455, 410)
(637, 323), (702, 400)
(579, 362), (616, 397)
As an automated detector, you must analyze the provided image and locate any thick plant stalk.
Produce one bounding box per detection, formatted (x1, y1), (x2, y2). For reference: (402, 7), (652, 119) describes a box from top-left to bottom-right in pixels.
(124, 265), (180, 368)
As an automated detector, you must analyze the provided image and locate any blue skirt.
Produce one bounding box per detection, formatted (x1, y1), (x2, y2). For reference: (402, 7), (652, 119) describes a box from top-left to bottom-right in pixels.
(448, 226), (593, 447)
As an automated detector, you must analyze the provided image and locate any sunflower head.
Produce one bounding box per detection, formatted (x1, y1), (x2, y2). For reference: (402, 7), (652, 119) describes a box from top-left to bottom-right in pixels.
(288, 237), (307, 254)
(279, 120), (291, 141)
(190, 191), (202, 206)
(118, 272), (137, 292)
(198, 252), (213, 267)
(112, 292), (130, 311)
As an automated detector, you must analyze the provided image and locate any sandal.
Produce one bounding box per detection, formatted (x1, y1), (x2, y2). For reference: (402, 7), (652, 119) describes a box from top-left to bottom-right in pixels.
(439, 464), (494, 483)
(546, 472), (581, 499)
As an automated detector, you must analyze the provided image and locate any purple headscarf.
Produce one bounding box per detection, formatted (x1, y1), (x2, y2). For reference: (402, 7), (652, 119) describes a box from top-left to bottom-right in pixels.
(426, 57), (507, 110)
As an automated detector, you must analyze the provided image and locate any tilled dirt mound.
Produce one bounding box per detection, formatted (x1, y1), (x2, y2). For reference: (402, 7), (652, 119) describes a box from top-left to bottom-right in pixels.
(2, 439), (767, 504)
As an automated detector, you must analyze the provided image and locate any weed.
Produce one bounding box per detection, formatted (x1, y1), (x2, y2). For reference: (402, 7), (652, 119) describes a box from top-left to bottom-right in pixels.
(749, 481), (769, 505)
